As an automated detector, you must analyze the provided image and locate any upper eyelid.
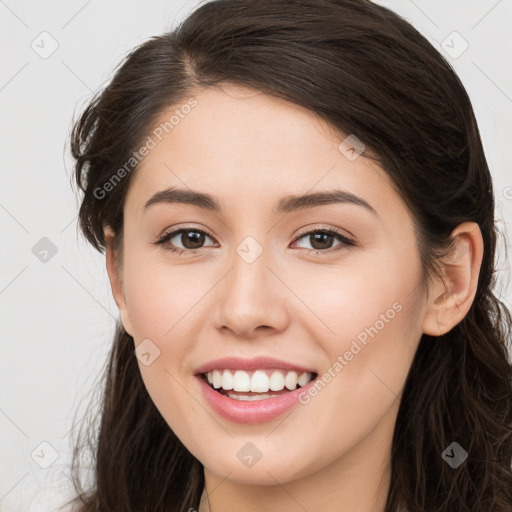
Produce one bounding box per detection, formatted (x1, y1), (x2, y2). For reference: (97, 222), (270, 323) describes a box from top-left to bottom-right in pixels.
(160, 226), (216, 243)
(160, 224), (352, 239)
(294, 224), (353, 239)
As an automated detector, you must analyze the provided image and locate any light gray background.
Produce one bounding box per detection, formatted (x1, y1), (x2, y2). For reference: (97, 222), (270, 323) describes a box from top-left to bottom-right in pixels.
(1, 1), (511, 510)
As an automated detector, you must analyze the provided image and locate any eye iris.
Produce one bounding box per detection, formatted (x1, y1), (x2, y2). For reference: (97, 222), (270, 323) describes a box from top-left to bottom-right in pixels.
(310, 232), (333, 250)
(181, 230), (205, 249)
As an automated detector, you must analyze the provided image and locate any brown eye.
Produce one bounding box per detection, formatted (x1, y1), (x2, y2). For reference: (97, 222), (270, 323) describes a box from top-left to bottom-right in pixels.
(155, 226), (355, 256)
(176, 230), (207, 249)
(155, 228), (217, 254)
(293, 228), (355, 254)
(308, 232), (336, 250)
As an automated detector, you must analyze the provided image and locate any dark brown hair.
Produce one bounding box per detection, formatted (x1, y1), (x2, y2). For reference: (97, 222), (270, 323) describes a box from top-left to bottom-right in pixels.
(63, 0), (512, 510)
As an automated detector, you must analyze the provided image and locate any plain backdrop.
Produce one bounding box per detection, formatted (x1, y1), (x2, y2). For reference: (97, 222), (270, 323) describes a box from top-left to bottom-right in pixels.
(1, 0), (511, 510)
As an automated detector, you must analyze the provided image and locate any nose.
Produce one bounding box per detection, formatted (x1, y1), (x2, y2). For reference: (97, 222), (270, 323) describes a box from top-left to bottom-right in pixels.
(213, 248), (290, 339)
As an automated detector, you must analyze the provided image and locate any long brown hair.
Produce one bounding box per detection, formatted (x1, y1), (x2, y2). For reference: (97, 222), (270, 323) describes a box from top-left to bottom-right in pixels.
(63, 0), (512, 510)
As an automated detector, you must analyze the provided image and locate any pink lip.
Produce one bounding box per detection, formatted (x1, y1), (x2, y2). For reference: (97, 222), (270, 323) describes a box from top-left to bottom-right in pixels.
(195, 374), (318, 424)
(193, 356), (317, 375)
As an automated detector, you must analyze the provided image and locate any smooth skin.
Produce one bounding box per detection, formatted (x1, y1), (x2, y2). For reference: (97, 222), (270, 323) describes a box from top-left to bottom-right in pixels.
(103, 83), (483, 512)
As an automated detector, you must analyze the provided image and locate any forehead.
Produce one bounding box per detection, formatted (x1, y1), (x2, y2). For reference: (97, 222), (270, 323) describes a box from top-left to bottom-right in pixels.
(125, 84), (400, 221)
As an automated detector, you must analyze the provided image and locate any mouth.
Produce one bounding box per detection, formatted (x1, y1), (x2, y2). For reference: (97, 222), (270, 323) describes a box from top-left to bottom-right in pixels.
(198, 369), (319, 401)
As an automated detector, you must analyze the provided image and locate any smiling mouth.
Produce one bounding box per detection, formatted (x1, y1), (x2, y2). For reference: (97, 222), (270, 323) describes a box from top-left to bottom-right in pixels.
(199, 370), (319, 401)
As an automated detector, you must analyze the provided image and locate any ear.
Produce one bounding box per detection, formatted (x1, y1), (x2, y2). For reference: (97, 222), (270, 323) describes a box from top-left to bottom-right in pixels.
(104, 226), (134, 337)
(422, 222), (484, 336)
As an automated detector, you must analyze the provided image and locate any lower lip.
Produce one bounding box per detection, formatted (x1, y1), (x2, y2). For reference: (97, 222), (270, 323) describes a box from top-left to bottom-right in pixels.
(195, 374), (317, 424)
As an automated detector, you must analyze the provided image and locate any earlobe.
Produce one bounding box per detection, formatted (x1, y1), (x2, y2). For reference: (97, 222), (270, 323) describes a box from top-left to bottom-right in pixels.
(422, 222), (484, 337)
(104, 226), (134, 337)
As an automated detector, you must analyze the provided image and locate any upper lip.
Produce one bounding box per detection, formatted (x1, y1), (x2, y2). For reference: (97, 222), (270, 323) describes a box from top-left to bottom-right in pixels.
(194, 356), (317, 375)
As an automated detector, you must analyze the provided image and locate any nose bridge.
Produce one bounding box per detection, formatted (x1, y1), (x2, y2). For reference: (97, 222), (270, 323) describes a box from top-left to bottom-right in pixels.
(214, 236), (288, 336)
(232, 238), (269, 294)
(228, 239), (273, 311)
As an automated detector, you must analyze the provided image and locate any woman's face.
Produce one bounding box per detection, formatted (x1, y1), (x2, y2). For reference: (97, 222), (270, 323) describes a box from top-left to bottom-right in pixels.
(106, 83), (429, 486)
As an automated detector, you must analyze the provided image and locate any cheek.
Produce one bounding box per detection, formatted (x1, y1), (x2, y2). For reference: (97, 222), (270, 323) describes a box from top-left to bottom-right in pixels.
(121, 252), (212, 405)
(122, 248), (213, 341)
(294, 253), (416, 340)
(292, 274), (422, 465)
(307, 249), (423, 393)
(121, 255), (204, 433)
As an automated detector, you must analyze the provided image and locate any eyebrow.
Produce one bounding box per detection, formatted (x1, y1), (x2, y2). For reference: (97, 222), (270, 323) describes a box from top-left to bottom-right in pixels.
(143, 187), (377, 216)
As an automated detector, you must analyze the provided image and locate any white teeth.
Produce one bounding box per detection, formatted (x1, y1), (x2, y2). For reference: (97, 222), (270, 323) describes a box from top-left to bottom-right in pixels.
(221, 369), (234, 390)
(269, 372), (284, 391)
(227, 392), (275, 401)
(233, 370), (251, 392)
(250, 370), (269, 392)
(284, 371), (298, 391)
(212, 370), (222, 389)
(204, 369), (314, 393)
(297, 372), (310, 387)
(269, 371), (285, 391)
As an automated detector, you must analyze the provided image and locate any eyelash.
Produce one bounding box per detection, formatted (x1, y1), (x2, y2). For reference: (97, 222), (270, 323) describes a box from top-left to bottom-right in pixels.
(154, 225), (356, 256)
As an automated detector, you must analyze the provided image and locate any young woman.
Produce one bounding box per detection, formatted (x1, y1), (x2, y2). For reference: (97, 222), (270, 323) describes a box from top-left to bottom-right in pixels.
(63, 0), (512, 510)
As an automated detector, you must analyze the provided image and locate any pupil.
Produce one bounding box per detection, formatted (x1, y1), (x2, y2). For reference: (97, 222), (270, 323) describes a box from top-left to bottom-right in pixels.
(182, 231), (204, 249)
(311, 233), (332, 250)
